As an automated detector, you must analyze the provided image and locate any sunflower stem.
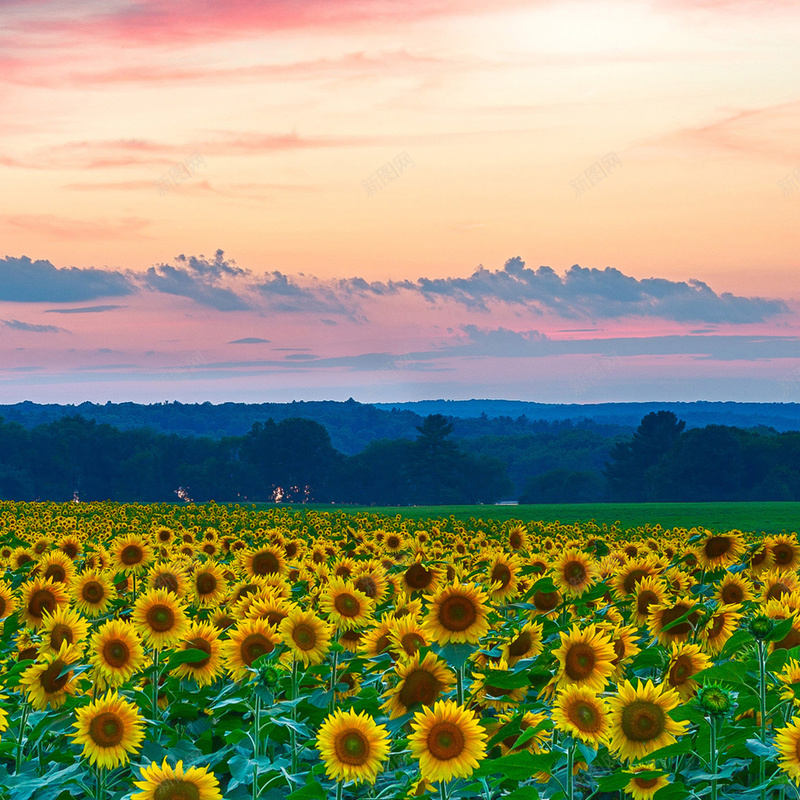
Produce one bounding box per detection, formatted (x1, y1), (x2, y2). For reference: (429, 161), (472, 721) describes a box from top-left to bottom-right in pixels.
(336, 780), (344, 800)
(291, 657), (299, 776)
(707, 714), (718, 800)
(457, 664), (465, 706)
(151, 648), (161, 737)
(758, 638), (768, 800)
(15, 701), (30, 773)
(330, 648), (339, 714)
(566, 736), (575, 800)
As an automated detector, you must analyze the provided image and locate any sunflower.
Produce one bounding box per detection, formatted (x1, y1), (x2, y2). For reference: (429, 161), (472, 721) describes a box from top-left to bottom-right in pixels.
(320, 578), (374, 632)
(0, 580), (17, 620)
(770, 534), (800, 572)
(132, 588), (189, 650)
(360, 620), (395, 660)
(696, 529), (746, 570)
(223, 619), (280, 681)
(147, 560), (189, 598)
(57, 534), (83, 561)
(624, 764), (670, 799)
(553, 623), (616, 692)
(72, 690), (146, 769)
(530, 585), (562, 616)
(39, 606), (89, 656)
(552, 548), (597, 597)
(507, 525), (529, 552)
(38, 550), (77, 585)
(409, 700), (488, 783)
(612, 558), (660, 601)
(608, 679), (688, 761)
(382, 651), (455, 719)
(9, 546), (35, 571)
(776, 716), (800, 784)
(20, 641), (82, 710)
(666, 642), (711, 700)
(777, 660), (800, 707)
(316, 709), (391, 785)
(749, 542), (774, 576)
(716, 573), (754, 607)
(493, 711), (550, 756)
(90, 619), (147, 687)
(701, 604), (742, 656)
(20, 576), (70, 628)
(422, 582), (491, 646)
(761, 569), (800, 603)
(352, 565), (389, 603)
(502, 621), (544, 666)
(151, 526), (176, 546)
(71, 570), (116, 617)
(279, 607), (332, 666)
(132, 758), (223, 800)
(552, 685), (611, 745)
(402, 560), (442, 596)
(111, 533), (153, 574)
(240, 545), (287, 578)
(647, 597), (700, 646)
(486, 552), (522, 602)
(388, 615), (430, 658)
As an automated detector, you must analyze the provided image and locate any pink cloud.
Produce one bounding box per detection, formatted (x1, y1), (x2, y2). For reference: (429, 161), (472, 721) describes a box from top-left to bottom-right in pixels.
(3, 215), (152, 240)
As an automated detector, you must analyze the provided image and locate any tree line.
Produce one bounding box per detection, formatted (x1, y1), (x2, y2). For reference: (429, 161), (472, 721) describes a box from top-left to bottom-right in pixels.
(0, 413), (511, 504)
(3, 409), (800, 504)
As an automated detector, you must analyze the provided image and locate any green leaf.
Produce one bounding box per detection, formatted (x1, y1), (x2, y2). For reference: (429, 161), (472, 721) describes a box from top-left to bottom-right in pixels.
(746, 738), (777, 758)
(437, 642), (473, 669)
(483, 669), (530, 690)
(718, 628), (753, 660)
(473, 750), (559, 779)
(166, 647), (210, 671)
(767, 617), (795, 643)
(287, 781), (326, 799)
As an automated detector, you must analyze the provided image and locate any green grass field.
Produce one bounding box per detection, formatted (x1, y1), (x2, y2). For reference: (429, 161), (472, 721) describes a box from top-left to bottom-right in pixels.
(276, 501), (800, 534)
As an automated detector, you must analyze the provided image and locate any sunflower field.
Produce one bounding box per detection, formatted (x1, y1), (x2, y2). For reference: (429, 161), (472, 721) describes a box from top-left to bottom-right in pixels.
(3, 502), (800, 799)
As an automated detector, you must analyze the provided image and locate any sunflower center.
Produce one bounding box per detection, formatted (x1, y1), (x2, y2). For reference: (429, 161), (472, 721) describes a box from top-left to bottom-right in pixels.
(120, 545), (143, 566)
(241, 633), (273, 665)
(636, 590), (658, 617)
(774, 544), (795, 566)
(751, 548), (768, 567)
(509, 531), (523, 549)
(292, 623), (317, 651)
(612, 639), (626, 666)
(563, 561), (587, 587)
(720, 583), (743, 605)
(373, 634), (391, 655)
(153, 573), (180, 594)
(28, 589), (57, 619)
(405, 564), (433, 590)
(399, 669), (441, 708)
(157, 530), (172, 542)
(49, 623), (73, 650)
(633, 777), (660, 790)
(146, 605), (176, 632)
(355, 576), (378, 598)
(427, 721), (465, 761)
(533, 590), (560, 612)
(186, 637), (213, 669)
(623, 569), (649, 595)
(335, 730), (369, 766)
(570, 700), (601, 732)
(708, 614), (726, 638)
(195, 572), (216, 596)
(669, 656), (692, 684)
(334, 594), (361, 617)
(251, 552), (280, 575)
(620, 700), (666, 742)
(44, 564), (66, 583)
(704, 536), (732, 559)
(103, 639), (131, 668)
(89, 712), (124, 748)
(491, 564), (512, 588)
(768, 582), (791, 600)
(16, 553), (33, 567)
(39, 659), (70, 693)
(61, 543), (78, 559)
(387, 536), (401, 549)
(438, 595), (478, 632)
(83, 582), (104, 604)
(564, 643), (597, 681)
(401, 633), (425, 654)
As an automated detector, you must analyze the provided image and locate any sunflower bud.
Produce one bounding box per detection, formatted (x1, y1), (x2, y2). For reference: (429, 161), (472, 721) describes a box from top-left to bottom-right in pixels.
(258, 663), (282, 688)
(697, 684), (733, 716)
(748, 614), (774, 640)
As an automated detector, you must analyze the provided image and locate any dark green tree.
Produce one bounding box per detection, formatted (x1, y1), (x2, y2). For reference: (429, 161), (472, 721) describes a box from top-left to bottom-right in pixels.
(605, 411), (685, 500)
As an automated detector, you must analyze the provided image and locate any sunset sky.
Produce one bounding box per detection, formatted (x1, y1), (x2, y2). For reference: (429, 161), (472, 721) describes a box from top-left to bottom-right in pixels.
(1, 0), (799, 404)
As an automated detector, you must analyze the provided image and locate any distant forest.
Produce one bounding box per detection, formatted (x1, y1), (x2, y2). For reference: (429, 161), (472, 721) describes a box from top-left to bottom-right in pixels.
(2, 400), (800, 503)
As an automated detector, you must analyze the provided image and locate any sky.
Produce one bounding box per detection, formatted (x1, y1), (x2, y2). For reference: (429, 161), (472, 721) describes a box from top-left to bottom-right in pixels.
(1, 0), (799, 405)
